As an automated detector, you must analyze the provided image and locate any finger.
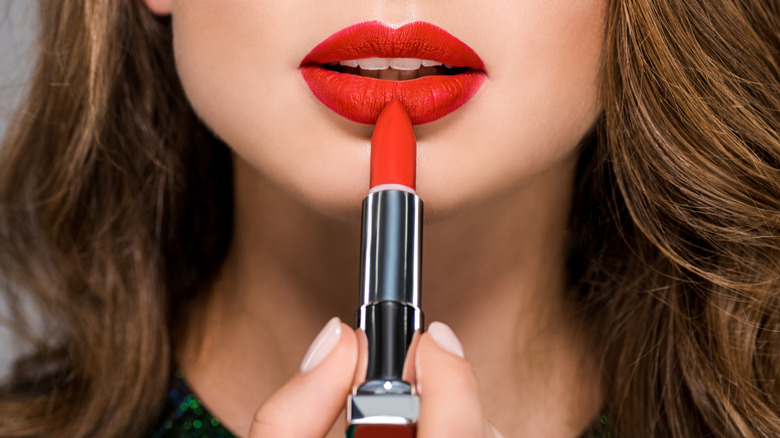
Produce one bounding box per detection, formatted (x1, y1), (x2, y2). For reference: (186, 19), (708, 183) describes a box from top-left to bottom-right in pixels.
(248, 317), (358, 437)
(401, 330), (421, 383)
(416, 322), (499, 438)
(352, 329), (369, 389)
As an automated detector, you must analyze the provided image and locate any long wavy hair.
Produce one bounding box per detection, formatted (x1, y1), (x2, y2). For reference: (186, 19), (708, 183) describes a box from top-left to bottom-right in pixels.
(0, 0), (778, 436)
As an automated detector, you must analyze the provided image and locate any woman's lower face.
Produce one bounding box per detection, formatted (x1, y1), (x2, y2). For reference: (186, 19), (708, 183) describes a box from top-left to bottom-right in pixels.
(145, 0), (606, 221)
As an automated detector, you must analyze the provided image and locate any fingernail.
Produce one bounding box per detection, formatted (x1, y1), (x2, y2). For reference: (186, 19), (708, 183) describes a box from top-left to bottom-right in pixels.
(300, 317), (342, 373)
(427, 321), (465, 358)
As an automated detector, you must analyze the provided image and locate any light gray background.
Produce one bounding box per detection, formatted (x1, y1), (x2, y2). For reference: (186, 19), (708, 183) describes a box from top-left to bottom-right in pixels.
(0, 1), (38, 377)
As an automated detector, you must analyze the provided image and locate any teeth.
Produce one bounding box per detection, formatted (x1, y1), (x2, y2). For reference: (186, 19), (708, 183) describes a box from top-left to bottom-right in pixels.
(338, 58), (448, 70)
(330, 58), (457, 80)
(338, 59), (359, 68)
(357, 57), (389, 70)
(389, 58), (422, 71)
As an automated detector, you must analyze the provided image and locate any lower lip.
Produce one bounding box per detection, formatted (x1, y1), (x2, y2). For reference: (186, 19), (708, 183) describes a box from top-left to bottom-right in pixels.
(300, 66), (486, 125)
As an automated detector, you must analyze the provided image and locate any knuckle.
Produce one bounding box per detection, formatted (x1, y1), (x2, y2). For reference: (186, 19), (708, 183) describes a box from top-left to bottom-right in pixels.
(250, 403), (292, 435)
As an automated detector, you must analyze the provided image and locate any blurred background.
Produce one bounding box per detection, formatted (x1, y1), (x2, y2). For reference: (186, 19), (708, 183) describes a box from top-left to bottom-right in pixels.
(0, 0), (38, 378)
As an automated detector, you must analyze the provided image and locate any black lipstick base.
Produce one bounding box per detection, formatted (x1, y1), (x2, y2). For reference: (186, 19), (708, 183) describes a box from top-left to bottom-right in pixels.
(357, 301), (422, 391)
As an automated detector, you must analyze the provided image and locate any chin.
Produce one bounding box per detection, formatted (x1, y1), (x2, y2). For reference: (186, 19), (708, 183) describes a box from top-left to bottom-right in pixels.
(292, 177), (482, 226)
(297, 187), (366, 224)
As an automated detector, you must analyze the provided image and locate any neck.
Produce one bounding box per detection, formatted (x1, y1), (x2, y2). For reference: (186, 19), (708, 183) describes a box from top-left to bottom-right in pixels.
(179, 152), (602, 436)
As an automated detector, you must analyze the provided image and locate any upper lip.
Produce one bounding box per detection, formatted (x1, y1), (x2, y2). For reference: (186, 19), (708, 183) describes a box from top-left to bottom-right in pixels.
(300, 21), (485, 70)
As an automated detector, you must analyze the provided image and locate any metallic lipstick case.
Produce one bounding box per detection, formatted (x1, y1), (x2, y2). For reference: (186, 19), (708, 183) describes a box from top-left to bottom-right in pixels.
(347, 189), (423, 429)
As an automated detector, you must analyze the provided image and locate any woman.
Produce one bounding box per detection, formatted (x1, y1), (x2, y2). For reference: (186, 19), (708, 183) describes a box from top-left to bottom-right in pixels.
(0, 0), (778, 436)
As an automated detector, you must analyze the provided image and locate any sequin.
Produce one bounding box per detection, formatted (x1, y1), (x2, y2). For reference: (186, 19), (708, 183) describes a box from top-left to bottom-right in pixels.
(150, 372), (236, 438)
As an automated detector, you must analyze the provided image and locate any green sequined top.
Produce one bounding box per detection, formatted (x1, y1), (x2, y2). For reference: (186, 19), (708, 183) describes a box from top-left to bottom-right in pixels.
(151, 370), (234, 438)
(151, 371), (613, 437)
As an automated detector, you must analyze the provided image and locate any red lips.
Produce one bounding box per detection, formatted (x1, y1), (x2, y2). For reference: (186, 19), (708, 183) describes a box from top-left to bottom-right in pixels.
(300, 21), (486, 125)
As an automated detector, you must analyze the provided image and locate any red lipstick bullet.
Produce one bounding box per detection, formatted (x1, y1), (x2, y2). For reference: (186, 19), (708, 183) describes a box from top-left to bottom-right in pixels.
(370, 99), (416, 190)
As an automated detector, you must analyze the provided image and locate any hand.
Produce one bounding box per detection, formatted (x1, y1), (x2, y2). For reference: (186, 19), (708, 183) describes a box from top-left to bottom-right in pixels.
(248, 317), (357, 436)
(247, 318), (502, 437)
(411, 322), (504, 438)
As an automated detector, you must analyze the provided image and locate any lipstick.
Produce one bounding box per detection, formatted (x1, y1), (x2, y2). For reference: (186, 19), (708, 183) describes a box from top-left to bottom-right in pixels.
(346, 100), (422, 437)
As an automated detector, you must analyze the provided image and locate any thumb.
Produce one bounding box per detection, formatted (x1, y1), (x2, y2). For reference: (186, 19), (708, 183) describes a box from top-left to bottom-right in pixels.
(248, 317), (358, 437)
(416, 322), (500, 437)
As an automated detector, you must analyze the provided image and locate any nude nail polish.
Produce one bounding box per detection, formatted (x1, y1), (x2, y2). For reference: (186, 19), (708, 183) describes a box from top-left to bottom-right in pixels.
(300, 317), (342, 373)
(427, 322), (465, 358)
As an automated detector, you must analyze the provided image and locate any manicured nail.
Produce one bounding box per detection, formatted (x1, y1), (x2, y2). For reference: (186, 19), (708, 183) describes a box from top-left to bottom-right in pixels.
(300, 317), (342, 373)
(427, 321), (465, 358)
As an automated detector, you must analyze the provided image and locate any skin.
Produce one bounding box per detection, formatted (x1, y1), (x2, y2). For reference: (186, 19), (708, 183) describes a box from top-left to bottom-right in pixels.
(144, 0), (606, 436)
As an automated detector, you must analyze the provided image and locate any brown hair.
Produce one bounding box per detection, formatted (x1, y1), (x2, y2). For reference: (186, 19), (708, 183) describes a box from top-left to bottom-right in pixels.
(570, 0), (780, 435)
(0, 1), (231, 436)
(0, 0), (778, 436)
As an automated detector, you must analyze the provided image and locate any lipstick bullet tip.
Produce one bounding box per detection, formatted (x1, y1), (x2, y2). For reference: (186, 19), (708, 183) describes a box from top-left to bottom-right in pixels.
(370, 100), (417, 190)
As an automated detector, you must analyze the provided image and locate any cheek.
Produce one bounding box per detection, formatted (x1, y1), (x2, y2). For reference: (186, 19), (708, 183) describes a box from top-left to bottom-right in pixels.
(415, 1), (604, 212)
(171, 1), (368, 212)
(172, 1), (377, 219)
(172, 1), (303, 150)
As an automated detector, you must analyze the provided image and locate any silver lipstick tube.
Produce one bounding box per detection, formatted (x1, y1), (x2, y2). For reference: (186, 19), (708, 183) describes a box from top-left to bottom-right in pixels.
(348, 188), (423, 426)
